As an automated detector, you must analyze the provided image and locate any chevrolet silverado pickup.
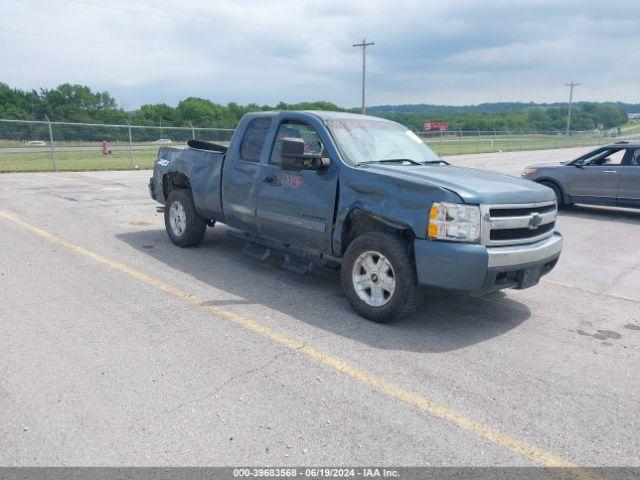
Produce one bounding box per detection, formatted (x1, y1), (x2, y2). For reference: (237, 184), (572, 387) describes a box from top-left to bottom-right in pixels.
(149, 111), (563, 322)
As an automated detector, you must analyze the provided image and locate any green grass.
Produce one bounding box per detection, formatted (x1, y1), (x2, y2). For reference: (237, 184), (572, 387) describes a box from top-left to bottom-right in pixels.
(0, 148), (159, 172)
(427, 133), (609, 156)
(620, 122), (640, 133)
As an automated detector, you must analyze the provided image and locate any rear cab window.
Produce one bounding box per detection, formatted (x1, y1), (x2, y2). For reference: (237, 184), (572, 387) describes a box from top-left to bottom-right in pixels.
(240, 118), (272, 162)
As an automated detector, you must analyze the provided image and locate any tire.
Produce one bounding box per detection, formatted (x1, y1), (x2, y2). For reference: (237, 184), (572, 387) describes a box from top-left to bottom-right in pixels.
(164, 189), (207, 247)
(340, 231), (422, 323)
(540, 181), (564, 208)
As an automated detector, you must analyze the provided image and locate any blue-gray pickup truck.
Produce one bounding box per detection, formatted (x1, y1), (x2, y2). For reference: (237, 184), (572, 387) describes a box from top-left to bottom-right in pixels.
(149, 111), (563, 322)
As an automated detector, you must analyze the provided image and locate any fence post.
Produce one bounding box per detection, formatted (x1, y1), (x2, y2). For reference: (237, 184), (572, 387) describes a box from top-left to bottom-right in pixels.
(190, 122), (195, 140)
(127, 122), (134, 169)
(45, 115), (57, 172)
(458, 131), (462, 154)
(476, 130), (480, 153)
(507, 131), (511, 151)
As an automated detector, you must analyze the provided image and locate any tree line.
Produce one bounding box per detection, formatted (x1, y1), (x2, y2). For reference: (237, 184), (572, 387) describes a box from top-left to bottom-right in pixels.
(376, 104), (629, 132)
(0, 82), (632, 132)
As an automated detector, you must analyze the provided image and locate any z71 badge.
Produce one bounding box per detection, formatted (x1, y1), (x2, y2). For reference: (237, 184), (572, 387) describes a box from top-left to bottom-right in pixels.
(156, 158), (170, 167)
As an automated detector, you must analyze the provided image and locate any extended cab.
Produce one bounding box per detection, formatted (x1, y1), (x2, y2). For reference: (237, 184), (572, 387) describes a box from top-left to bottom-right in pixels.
(149, 111), (563, 322)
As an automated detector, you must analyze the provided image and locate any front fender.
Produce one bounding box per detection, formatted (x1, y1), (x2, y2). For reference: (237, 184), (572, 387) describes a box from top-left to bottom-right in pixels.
(332, 168), (463, 256)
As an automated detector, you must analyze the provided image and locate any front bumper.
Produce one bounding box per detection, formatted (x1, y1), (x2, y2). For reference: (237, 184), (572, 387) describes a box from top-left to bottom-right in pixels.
(414, 232), (562, 294)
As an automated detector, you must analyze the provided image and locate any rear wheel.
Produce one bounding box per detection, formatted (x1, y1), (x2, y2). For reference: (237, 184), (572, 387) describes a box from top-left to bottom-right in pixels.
(164, 189), (207, 247)
(341, 232), (422, 323)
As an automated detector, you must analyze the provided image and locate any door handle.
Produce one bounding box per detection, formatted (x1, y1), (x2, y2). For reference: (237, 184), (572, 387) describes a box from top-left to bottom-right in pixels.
(263, 175), (278, 185)
(603, 170), (617, 174)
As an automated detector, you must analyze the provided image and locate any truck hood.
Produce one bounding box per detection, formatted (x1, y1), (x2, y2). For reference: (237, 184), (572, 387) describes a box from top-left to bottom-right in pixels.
(360, 164), (555, 205)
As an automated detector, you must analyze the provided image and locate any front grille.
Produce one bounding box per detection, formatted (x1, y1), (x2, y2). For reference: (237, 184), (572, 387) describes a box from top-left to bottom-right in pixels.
(490, 204), (556, 217)
(481, 201), (557, 246)
(490, 222), (555, 241)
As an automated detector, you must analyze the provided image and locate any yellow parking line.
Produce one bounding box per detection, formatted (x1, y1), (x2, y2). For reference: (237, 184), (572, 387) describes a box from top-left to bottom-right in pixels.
(0, 210), (599, 478)
(542, 278), (640, 304)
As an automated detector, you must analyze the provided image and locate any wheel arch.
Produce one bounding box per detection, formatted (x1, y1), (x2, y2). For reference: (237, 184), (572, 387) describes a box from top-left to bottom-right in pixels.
(536, 177), (568, 205)
(341, 209), (415, 256)
(162, 171), (192, 200)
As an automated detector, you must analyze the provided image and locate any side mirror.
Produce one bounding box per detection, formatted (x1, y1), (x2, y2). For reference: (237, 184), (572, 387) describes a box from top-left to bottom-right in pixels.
(279, 137), (330, 172)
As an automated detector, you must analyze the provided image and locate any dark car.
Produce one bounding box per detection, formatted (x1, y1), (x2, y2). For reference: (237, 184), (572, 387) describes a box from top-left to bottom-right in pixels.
(522, 142), (640, 208)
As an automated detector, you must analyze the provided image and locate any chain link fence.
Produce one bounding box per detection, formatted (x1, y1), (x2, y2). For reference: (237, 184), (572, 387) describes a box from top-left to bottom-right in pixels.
(1, 118), (637, 172)
(416, 129), (639, 156)
(0, 119), (234, 172)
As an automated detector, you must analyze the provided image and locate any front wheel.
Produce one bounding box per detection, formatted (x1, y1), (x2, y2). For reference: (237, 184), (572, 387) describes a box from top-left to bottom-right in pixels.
(164, 189), (207, 247)
(540, 181), (564, 208)
(340, 232), (422, 323)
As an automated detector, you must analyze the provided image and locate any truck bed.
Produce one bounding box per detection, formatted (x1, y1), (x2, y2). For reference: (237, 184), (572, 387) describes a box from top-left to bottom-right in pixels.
(153, 144), (226, 221)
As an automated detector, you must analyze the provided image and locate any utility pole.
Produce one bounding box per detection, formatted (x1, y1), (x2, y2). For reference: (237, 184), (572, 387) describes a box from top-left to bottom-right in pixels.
(565, 81), (580, 135)
(353, 37), (375, 114)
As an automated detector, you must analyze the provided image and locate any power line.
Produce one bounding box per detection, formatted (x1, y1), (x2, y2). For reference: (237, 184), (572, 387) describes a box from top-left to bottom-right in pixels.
(63, 0), (184, 23)
(353, 38), (374, 115)
(64, 0), (335, 41)
(117, 0), (323, 34)
(565, 81), (580, 135)
(0, 26), (185, 53)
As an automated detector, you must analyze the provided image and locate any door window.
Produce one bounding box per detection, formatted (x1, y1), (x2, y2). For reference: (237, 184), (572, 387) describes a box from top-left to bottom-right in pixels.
(576, 148), (626, 166)
(630, 148), (640, 166)
(240, 118), (272, 162)
(270, 121), (324, 164)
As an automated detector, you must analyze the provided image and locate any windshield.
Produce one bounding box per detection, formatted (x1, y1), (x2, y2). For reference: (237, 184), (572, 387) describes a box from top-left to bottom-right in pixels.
(325, 118), (442, 165)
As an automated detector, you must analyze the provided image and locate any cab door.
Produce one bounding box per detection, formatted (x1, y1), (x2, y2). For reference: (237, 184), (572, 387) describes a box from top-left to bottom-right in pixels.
(221, 116), (273, 233)
(255, 118), (338, 253)
(567, 147), (625, 205)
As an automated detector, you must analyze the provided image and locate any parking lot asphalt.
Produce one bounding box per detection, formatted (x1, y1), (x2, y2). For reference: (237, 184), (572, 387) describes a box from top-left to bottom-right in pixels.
(0, 147), (638, 467)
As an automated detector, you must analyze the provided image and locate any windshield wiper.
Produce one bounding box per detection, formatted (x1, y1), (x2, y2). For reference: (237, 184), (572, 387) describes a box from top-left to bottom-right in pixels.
(359, 158), (449, 166)
(359, 158), (423, 166)
(421, 159), (450, 165)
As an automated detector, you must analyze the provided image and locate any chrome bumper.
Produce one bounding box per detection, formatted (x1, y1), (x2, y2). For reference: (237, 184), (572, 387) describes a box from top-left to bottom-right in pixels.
(487, 232), (563, 268)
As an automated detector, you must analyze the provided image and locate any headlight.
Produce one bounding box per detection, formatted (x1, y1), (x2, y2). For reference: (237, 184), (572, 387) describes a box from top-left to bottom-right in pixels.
(522, 167), (537, 176)
(428, 202), (481, 243)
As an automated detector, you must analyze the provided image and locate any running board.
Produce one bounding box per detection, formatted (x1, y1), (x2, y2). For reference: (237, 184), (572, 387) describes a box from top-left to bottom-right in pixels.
(226, 229), (339, 274)
(282, 254), (314, 274)
(241, 242), (271, 261)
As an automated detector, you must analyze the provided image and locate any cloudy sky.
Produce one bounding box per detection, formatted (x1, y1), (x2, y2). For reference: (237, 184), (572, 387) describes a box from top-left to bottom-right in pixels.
(1, 0), (638, 109)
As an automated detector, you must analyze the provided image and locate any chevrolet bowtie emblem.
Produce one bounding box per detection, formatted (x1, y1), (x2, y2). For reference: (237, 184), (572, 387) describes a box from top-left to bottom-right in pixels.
(528, 213), (542, 229)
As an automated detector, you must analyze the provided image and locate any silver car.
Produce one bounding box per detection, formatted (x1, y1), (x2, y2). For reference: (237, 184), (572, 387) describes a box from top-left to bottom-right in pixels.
(522, 142), (640, 209)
